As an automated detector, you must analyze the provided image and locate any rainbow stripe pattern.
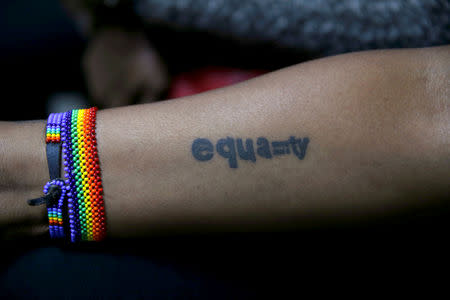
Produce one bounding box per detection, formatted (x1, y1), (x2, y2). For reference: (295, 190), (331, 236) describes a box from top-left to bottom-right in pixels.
(44, 179), (66, 239)
(46, 113), (63, 143)
(61, 107), (106, 242)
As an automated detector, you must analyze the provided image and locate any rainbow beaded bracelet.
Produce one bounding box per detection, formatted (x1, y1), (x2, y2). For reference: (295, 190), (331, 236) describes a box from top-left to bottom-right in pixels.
(45, 113), (66, 238)
(61, 107), (106, 242)
(28, 108), (106, 242)
(44, 179), (66, 239)
(45, 112), (64, 143)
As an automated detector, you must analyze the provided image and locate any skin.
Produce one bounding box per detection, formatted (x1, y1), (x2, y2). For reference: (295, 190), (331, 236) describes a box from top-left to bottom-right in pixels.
(62, 1), (170, 107)
(0, 46), (449, 240)
(83, 28), (169, 107)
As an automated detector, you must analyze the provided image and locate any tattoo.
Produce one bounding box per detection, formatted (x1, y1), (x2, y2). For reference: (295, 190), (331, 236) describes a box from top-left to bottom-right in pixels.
(192, 136), (309, 168)
(191, 138), (214, 161)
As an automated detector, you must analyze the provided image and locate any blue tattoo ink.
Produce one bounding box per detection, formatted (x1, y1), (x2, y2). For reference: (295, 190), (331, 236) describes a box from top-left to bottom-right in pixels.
(271, 141), (291, 155)
(216, 137), (238, 168)
(256, 137), (272, 159)
(289, 136), (309, 160)
(192, 138), (214, 161)
(192, 136), (309, 168)
(236, 138), (256, 162)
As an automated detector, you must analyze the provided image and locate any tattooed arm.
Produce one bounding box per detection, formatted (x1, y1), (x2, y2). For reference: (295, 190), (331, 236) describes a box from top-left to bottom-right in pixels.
(1, 46), (449, 239)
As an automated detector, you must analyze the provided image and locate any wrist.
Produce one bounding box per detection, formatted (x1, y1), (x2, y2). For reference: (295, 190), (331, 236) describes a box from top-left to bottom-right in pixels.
(0, 120), (48, 238)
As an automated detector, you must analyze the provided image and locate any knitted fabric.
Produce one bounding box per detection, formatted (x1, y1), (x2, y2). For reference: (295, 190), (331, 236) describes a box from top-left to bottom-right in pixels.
(134, 0), (450, 55)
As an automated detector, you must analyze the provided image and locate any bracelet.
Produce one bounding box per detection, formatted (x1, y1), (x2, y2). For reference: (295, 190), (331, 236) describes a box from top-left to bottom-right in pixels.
(45, 112), (63, 143)
(28, 108), (106, 242)
(43, 178), (66, 239)
(45, 113), (66, 238)
(62, 108), (106, 242)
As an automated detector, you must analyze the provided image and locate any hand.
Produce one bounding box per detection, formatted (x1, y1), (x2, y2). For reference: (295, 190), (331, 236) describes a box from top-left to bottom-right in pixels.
(83, 28), (169, 108)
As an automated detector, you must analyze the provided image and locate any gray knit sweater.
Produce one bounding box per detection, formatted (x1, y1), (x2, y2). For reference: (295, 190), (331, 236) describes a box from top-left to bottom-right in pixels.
(134, 0), (449, 55)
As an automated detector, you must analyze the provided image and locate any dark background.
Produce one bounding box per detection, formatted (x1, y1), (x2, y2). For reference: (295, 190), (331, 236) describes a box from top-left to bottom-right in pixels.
(0, 0), (305, 121)
(1, 0), (449, 298)
(1, 0), (86, 121)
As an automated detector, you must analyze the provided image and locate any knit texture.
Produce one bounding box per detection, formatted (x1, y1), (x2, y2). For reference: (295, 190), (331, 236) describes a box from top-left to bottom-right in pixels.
(135, 0), (450, 55)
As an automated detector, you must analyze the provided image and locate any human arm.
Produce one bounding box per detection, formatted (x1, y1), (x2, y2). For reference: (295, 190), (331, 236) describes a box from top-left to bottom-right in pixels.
(1, 46), (449, 239)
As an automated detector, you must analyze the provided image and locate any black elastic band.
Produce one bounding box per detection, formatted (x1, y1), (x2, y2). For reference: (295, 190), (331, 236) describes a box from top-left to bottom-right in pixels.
(26, 141), (61, 207)
(27, 184), (62, 206)
(46, 142), (61, 180)
(46, 133), (71, 238)
(27, 194), (52, 206)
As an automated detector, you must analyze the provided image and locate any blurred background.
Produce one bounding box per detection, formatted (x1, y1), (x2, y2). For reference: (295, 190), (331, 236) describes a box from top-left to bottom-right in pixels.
(1, 0), (85, 120)
(2, 0), (449, 120)
(1, 0), (309, 121)
(1, 0), (449, 298)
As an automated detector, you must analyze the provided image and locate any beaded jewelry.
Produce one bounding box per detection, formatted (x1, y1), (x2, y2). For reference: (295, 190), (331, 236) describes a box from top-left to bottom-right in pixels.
(43, 179), (66, 238)
(44, 112), (66, 238)
(61, 107), (106, 242)
(45, 112), (64, 143)
(28, 108), (106, 242)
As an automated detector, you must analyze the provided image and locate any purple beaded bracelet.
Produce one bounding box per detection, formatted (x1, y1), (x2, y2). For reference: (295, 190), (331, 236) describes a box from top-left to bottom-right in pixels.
(44, 113), (66, 239)
(44, 179), (66, 239)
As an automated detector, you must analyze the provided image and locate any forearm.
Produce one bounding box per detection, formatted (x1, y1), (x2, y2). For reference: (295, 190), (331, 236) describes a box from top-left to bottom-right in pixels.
(1, 46), (449, 239)
(98, 46), (449, 237)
